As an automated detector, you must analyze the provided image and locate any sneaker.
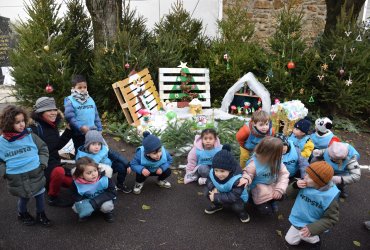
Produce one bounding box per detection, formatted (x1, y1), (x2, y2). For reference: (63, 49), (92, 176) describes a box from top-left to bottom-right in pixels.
(18, 212), (35, 226)
(133, 182), (144, 194)
(116, 184), (132, 194)
(157, 180), (171, 188)
(198, 177), (207, 185)
(204, 204), (223, 214)
(36, 212), (52, 227)
(239, 212), (250, 223)
(104, 212), (114, 223)
(48, 195), (73, 207)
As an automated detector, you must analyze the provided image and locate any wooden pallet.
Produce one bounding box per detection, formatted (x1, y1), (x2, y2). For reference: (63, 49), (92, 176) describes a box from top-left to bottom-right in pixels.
(112, 68), (162, 126)
(158, 68), (211, 107)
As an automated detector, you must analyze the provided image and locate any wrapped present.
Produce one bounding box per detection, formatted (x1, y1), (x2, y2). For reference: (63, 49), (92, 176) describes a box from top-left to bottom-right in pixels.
(189, 98), (203, 115)
(271, 100), (308, 135)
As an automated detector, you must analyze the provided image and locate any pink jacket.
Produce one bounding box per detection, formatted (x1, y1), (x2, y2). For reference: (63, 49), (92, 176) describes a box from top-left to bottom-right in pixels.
(243, 160), (289, 205)
(184, 134), (221, 184)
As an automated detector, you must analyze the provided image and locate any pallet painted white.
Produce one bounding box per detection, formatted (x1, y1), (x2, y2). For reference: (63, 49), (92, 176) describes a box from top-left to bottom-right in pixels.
(158, 68), (211, 107)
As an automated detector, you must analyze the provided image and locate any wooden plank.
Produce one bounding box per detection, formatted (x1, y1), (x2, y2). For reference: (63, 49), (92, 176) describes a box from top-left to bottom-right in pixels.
(159, 84), (210, 91)
(160, 92), (211, 99)
(158, 76), (209, 82)
(159, 68), (209, 74)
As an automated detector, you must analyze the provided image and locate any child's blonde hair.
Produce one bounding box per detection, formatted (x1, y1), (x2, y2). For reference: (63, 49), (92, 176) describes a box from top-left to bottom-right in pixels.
(251, 110), (270, 124)
(254, 136), (283, 177)
(73, 157), (98, 179)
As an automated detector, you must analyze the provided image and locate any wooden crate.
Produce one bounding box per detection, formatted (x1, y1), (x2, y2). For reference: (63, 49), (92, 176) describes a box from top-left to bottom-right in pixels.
(112, 68), (162, 126)
(158, 68), (211, 107)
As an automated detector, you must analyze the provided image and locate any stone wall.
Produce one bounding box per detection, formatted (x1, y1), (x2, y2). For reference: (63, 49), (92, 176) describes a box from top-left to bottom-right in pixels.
(223, 0), (327, 46)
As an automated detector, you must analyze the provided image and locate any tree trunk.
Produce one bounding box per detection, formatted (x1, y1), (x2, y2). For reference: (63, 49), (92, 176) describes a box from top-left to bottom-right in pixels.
(324, 0), (366, 35)
(86, 0), (122, 47)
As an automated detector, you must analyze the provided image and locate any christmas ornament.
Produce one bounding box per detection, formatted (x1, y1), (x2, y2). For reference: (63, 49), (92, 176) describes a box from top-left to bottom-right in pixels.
(178, 61), (188, 68)
(43, 45), (49, 52)
(329, 54), (336, 60)
(284, 71), (289, 76)
(299, 88), (304, 94)
(339, 68), (345, 77)
(317, 75), (325, 81)
(267, 69), (274, 78)
(241, 36), (247, 42)
(350, 47), (355, 53)
(309, 95), (314, 103)
(124, 63), (130, 69)
(356, 34), (362, 42)
(264, 76), (269, 83)
(166, 111), (177, 120)
(345, 31), (352, 37)
(274, 98), (280, 105)
(345, 73), (353, 86)
(287, 61), (295, 69)
(321, 63), (328, 71)
(223, 54), (229, 60)
(45, 84), (53, 93)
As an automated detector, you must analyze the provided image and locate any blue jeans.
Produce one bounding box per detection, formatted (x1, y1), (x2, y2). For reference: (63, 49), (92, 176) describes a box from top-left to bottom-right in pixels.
(108, 149), (130, 185)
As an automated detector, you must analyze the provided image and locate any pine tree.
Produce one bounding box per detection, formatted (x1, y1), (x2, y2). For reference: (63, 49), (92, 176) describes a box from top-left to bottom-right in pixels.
(10, 0), (72, 107)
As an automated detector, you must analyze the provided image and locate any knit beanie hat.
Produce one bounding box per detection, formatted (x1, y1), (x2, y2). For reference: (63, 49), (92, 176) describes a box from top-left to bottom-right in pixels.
(306, 161), (334, 188)
(84, 130), (106, 150)
(328, 142), (348, 160)
(294, 118), (311, 134)
(142, 131), (161, 154)
(33, 97), (57, 113)
(212, 144), (239, 173)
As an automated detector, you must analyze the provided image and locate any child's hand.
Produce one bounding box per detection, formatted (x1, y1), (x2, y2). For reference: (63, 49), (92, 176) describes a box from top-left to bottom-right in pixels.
(212, 188), (218, 193)
(300, 226), (311, 237)
(80, 126), (89, 134)
(238, 175), (249, 187)
(297, 180), (307, 188)
(272, 190), (282, 200)
(65, 123), (71, 130)
(142, 168), (150, 176)
(156, 168), (163, 175)
(209, 191), (215, 202)
(127, 167), (132, 175)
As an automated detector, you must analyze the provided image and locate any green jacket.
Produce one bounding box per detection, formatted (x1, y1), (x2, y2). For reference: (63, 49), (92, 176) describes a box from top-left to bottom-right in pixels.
(287, 181), (339, 236)
(0, 133), (49, 198)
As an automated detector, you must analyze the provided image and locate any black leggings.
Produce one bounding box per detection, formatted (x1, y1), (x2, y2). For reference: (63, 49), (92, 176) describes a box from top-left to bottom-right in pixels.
(136, 168), (171, 183)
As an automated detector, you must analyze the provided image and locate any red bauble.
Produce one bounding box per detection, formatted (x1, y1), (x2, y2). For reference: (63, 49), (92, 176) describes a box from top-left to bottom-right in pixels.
(124, 63), (130, 69)
(339, 68), (345, 76)
(45, 84), (53, 93)
(287, 61), (295, 69)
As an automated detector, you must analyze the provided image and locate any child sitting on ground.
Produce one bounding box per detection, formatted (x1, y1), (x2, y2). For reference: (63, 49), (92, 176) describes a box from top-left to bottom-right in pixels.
(288, 118), (314, 158)
(275, 133), (309, 179)
(236, 110), (274, 169)
(239, 136), (289, 215)
(312, 141), (360, 198)
(64, 75), (102, 155)
(76, 130), (132, 193)
(71, 157), (116, 223)
(204, 145), (250, 223)
(184, 128), (222, 185)
(130, 131), (173, 194)
(285, 161), (339, 249)
(310, 117), (340, 150)
(0, 105), (51, 226)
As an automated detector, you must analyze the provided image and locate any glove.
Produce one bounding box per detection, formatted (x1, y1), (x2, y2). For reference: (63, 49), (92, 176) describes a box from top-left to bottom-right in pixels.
(74, 199), (94, 218)
(312, 149), (323, 157)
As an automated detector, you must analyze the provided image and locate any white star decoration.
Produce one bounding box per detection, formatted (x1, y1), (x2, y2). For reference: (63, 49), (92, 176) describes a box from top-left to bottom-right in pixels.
(345, 78), (353, 86)
(317, 74), (325, 81)
(177, 61), (188, 68)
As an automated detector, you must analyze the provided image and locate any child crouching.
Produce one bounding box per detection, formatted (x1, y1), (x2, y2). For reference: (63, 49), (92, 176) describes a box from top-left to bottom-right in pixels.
(205, 145), (250, 223)
(285, 161), (339, 248)
(71, 157), (116, 222)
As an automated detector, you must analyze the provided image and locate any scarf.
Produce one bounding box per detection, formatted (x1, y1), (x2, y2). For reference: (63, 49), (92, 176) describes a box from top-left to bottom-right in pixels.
(75, 175), (100, 184)
(41, 117), (57, 128)
(2, 129), (29, 142)
(71, 89), (90, 104)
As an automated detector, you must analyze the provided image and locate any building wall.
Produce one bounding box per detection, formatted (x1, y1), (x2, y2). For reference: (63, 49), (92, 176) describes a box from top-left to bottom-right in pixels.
(223, 0), (327, 46)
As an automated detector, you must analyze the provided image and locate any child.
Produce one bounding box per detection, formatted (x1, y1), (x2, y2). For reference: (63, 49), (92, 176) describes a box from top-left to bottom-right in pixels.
(184, 128), (222, 185)
(30, 97), (73, 207)
(285, 161), (339, 248)
(236, 110), (274, 169)
(275, 133), (309, 179)
(64, 74), (102, 155)
(310, 117), (340, 150)
(204, 145), (250, 223)
(312, 141), (360, 198)
(239, 136), (289, 215)
(288, 118), (314, 158)
(0, 105), (51, 226)
(130, 131), (173, 194)
(71, 157), (116, 222)
(76, 130), (132, 193)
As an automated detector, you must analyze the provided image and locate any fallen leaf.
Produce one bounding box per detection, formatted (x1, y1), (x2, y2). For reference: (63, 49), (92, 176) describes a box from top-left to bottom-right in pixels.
(339, 198), (345, 203)
(120, 148), (126, 152)
(138, 219), (146, 223)
(113, 137), (121, 142)
(276, 230), (282, 237)
(159, 242), (167, 246)
(142, 204), (151, 210)
(353, 241), (361, 247)
(177, 178), (184, 184)
(277, 214), (284, 220)
(197, 192), (203, 196)
(172, 170), (179, 175)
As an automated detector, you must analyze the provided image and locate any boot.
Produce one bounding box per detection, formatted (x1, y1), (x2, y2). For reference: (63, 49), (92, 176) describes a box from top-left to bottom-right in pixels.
(18, 212), (35, 226)
(36, 212), (53, 227)
(104, 212), (114, 223)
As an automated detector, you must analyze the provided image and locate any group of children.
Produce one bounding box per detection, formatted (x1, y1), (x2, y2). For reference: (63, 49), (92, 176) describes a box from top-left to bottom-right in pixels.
(0, 74), (365, 248)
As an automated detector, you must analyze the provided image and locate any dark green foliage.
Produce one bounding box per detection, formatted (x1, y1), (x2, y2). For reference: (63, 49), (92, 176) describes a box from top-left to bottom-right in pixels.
(10, 0), (72, 107)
